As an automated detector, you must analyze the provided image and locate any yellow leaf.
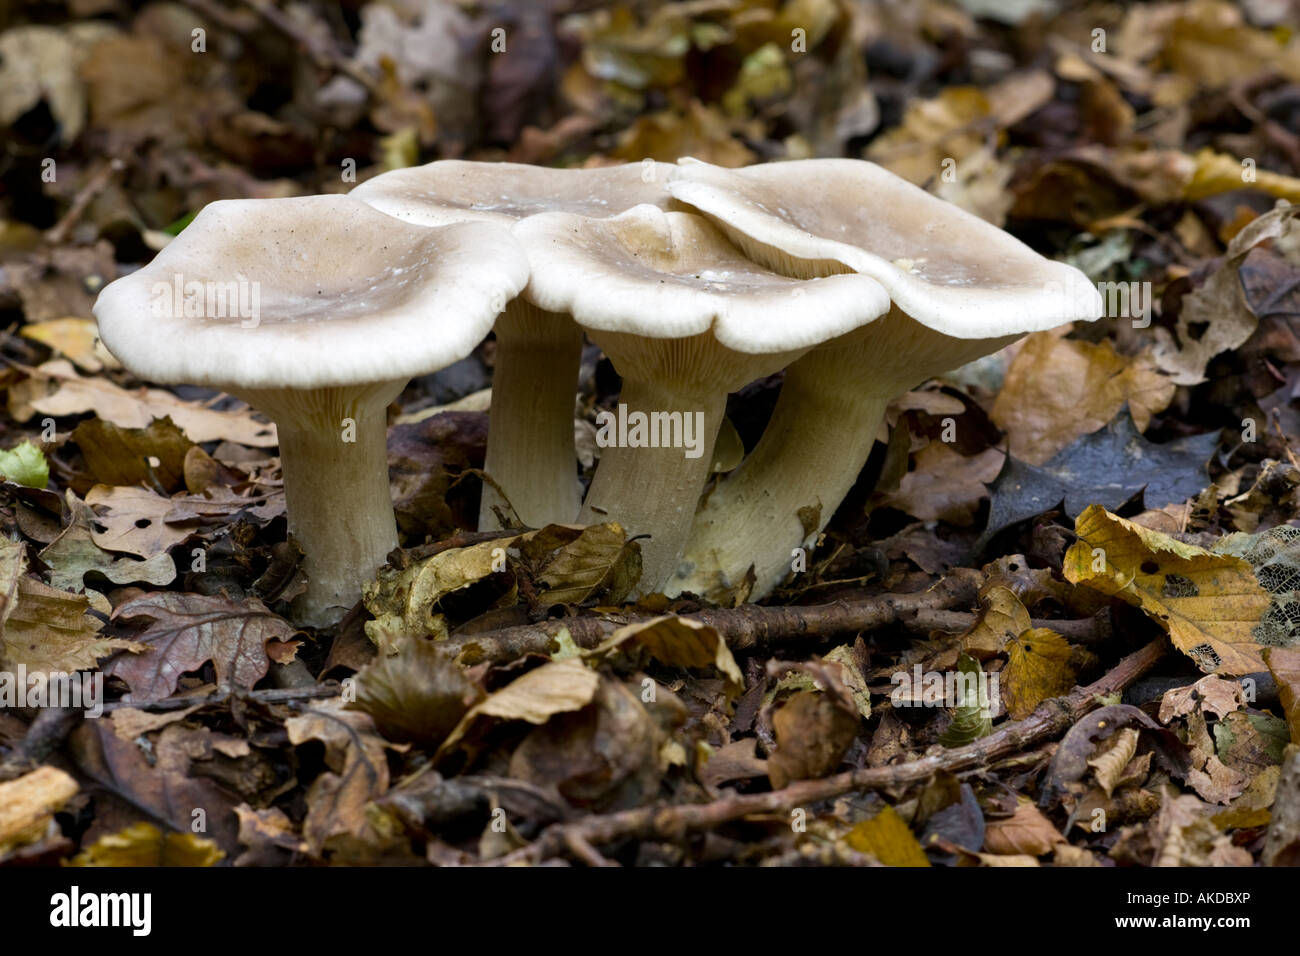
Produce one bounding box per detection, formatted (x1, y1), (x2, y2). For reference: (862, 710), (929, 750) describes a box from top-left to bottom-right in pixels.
(845, 806), (930, 867)
(68, 822), (224, 866)
(1064, 505), (1273, 675)
(1002, 627), (1076, 719)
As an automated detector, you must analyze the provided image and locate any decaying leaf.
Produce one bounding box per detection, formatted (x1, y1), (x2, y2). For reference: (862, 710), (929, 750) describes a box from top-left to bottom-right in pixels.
(767, 687), (859, 788)
(1154, 202), (1300, 385)
(106, 591), (299, 704)
(983, 798), (1065, 856)
(0, 537), (140, 671)
(1064, 505), (1275, 674)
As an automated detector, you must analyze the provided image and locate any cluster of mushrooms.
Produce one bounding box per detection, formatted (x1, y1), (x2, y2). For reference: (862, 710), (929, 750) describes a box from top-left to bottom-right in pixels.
(93, 158), (1103, 627)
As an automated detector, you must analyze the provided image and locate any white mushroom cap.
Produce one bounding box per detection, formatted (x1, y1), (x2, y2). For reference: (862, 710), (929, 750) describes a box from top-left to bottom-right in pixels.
(349, 159), (677, 227)
(93, 194), (529, 390)
(666, 157), (1103, 338)
(515, 204), (890, 357)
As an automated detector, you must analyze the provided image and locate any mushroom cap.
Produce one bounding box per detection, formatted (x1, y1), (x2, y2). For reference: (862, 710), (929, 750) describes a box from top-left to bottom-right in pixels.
(666, 157), (1103, 339)
(93, 195), (528, 390)
(350, 159), (676, 227)
(514, 204), (890, 356)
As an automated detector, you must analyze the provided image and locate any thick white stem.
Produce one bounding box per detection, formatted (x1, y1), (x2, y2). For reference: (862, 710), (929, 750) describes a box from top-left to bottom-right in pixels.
(669, 348), (888, 601)
(479, 302), (583, 530)
(239, 383), (403, 627)
(579, 378), (726, 597)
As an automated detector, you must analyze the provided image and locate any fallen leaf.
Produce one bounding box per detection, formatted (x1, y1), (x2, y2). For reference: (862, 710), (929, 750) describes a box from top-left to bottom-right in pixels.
(68, 822), (223, 866)
(1154, 202), (1300, 385)
(9, 359), (277, 447)
(991, 335), (1174, 465)
(1064, 505), (1274, 675)
(105, 591), (299, 704)
(39, 493), (177, 590)
(591, 614), (743, 693)
(71, 416), (194, 492)
(767, 687), (859, 788)
(435, 658), (601, 761)
(1002, 627), (1076, 719)
(979, 409), (1217, 552)
(845, 805), (931, 867)
(0, 537), (139, 672)
(983, 798), (1065, 856)
(348, 638), (483, 747)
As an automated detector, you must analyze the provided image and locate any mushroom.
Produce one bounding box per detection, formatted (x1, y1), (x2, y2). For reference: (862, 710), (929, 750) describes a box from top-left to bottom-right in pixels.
(665, 157), (1103, 600)
(351, 160), (675, 531)
(93, 194), (528, 626)
(514, 204), (890, 594)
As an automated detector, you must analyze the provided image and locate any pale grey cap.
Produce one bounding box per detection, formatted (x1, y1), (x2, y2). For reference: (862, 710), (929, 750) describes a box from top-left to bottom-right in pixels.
(666, 157), (1103, 339)
(514, 204), (890, 356)
(93, 194), (528, 390)
(350, 159), (676, 227)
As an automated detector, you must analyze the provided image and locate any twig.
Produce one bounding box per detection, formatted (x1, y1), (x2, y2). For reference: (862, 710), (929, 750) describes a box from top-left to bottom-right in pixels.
(486, 636), (1168, 865)
(449, 569), (983, 663)
(243, 0), (381, 95)
(45, 158), (125, 245)
(906, 608), (1115, 645)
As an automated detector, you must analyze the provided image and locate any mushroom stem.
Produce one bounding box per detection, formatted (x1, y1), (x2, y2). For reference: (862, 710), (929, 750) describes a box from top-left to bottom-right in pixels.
(239, 382), (403, 627)
(578, 378), (726, 596)
(479, 302), (583, 530)
(670, 346), (889, 601)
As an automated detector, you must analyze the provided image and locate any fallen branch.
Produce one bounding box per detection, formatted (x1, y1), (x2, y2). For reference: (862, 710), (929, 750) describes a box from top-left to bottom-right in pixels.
(451, 569), (983, 663)
(907, 607), (1115, 645)
(486, 636), (1168, 866)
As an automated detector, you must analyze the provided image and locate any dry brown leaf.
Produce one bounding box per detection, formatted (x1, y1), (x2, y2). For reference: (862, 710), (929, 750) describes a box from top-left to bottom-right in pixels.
(71, 416), (194, 493)
(1154, 202), (1300, 385)
(591, 614), (743, 693)
(767, 687), (859, 788)
(983, 798), (1065, 856)
(991, 334), (1174, 465)
(84, 485), (195, 558)
(1088, 726), (1140, 797)
(9, 359), (277, 447)
(435, 658), (601, 761)
(105, 591), (299, 704)
(0, 537), (140, 672)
